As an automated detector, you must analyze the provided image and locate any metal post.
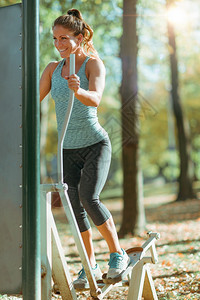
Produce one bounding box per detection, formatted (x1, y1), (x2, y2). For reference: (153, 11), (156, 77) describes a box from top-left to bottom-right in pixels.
(22, 0), (41, 299)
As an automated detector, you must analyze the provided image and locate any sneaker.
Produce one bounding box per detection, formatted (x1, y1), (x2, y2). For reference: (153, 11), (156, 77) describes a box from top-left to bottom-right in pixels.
(73, 264), (102, 289)
(107, 248), (130, 279)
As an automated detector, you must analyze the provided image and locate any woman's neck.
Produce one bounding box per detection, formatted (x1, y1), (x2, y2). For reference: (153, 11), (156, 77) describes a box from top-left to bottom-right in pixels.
(66, 48), (86, 65)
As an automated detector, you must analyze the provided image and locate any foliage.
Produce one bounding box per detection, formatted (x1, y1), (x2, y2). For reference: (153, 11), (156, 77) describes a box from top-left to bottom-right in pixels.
(1, 0), (200, 190)
(136, 0), (200, 184)
(39, 0), (200, 189)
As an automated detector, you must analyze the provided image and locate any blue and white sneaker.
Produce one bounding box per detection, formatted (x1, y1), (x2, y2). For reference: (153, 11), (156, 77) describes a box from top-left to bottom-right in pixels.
(73, 264), (102, 289)
(107, 248), (130, 279)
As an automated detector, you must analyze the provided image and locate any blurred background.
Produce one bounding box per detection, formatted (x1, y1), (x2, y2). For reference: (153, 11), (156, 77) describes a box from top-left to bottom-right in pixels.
(37, 1), (200, 199)
(1, 0), (200, 235)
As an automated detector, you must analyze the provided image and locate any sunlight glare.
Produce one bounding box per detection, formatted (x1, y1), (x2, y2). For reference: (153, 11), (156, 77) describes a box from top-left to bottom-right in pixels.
(166, 5), (189, 27)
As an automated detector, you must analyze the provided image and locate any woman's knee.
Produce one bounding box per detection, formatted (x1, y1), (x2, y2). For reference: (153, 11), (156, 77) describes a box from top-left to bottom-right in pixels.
(79, 189), (99, 212)
(76, 213), (91, 232)
(79, 195), (111, 227)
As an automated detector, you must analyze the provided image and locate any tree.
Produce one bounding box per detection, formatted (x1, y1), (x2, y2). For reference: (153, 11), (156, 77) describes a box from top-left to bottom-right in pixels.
(166, 0), (196, 200)
(119, 0), (145, 237)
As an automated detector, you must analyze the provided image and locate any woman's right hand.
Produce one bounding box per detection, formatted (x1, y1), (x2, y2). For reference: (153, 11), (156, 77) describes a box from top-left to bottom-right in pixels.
(65, 74), (80, 93)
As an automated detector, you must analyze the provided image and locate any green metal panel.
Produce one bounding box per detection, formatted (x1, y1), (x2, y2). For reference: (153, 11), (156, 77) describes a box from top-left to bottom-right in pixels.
(22, 0), (41, 299)
(0, 3), (22, 294)
(0, 2), (41, 297)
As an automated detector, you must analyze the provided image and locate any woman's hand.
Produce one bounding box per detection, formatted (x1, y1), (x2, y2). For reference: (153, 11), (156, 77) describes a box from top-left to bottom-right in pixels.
(65, 74), (80, 93)
(63, 58), (105, 107)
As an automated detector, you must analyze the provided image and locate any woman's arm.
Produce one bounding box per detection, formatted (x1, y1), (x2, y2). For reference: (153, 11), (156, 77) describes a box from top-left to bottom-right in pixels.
(66, 58), (106, 107)
(40, 62), (57, 102)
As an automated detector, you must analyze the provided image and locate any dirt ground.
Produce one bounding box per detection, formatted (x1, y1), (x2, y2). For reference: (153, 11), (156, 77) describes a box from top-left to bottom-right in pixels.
(51, 194), (200, 300)
(1, 194), (200, 299)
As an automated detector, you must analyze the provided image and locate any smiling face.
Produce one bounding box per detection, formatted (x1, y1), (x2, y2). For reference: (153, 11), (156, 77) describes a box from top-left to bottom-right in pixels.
(53, 25), (82, 58)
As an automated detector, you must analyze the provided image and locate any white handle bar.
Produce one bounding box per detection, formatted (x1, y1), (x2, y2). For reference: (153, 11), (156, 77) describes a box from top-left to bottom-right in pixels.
(57, 54), (75, 184)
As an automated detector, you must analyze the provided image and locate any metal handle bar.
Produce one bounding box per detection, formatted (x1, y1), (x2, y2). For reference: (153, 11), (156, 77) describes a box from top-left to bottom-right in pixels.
(57, 54), (75, 183)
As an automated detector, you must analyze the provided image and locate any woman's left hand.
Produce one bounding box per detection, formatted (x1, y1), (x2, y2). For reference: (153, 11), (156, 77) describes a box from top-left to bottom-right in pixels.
(65, 74), (80, 93)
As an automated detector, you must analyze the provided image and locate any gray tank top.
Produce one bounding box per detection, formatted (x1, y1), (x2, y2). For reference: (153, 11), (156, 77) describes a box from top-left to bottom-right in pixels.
(51, 56), (108, 149)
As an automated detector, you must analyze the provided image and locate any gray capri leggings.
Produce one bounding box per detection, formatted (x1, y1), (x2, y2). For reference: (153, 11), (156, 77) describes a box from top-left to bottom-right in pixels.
(63, 137), (112, 232)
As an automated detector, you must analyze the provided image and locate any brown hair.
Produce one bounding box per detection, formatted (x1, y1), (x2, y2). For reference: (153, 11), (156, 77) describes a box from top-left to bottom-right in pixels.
(53, 8), (98, 57)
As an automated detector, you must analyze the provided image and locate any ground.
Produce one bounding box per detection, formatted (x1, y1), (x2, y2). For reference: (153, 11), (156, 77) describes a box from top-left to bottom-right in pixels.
(1, 193), (200, 299)
(53, 194), (200, 299)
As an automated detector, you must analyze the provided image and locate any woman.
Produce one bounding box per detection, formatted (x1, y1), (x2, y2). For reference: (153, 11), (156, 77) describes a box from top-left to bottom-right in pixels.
(40, 8), (129, 289)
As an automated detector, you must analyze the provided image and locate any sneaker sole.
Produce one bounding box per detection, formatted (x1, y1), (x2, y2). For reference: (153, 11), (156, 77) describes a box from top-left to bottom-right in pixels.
(74, 279), (103, 290)
(102, 271), (125, 284)
(102, 256), (131, 284)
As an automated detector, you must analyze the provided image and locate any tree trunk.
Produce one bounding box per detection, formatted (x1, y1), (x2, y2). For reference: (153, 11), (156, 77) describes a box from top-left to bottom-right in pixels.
(119, 0), (146, 237)
(166, 1), (195, 200)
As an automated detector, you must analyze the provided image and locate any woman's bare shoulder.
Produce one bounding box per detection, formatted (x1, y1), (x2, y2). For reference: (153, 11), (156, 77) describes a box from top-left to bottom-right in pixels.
(43, 61), (61, 78)
(86, 56), (106, 77)
(87, 56), (105, 68)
